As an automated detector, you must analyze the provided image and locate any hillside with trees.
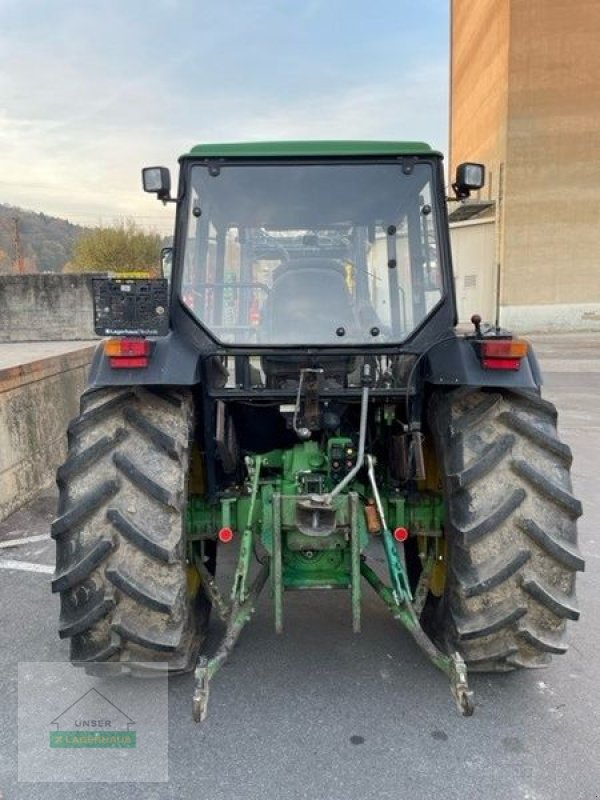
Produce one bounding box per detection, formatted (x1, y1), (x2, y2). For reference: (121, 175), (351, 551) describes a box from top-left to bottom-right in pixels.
(0, 205), (165, 275)
(0, 203), (88, 273)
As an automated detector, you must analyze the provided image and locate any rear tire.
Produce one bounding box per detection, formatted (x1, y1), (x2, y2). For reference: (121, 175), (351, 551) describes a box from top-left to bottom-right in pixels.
(427, 387), (584, 671)
(52, 386), (207, 674)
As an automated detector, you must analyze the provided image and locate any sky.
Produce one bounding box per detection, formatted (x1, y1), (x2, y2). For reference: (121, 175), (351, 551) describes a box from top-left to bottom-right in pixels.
(0, 0), (450, 235)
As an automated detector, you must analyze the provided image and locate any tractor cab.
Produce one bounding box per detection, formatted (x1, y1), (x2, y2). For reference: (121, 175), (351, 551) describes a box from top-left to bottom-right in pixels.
(177, 152), (445, 351)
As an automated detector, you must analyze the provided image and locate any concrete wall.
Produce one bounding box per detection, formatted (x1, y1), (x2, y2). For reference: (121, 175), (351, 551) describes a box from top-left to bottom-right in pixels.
(0, 346), (95, 521)
(0, 274), (99, 342)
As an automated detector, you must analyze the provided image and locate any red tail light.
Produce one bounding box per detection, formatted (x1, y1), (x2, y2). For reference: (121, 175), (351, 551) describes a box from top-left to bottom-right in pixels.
(105, 338), (151, 368)
(110, 356), (149, 369)
(480, 339), (528, 371)
(482, 357), (521, 370)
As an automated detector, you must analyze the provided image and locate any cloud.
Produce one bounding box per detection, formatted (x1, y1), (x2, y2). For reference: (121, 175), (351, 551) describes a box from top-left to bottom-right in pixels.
(208, 66), (449, 148)
(0, 0), (449, 231)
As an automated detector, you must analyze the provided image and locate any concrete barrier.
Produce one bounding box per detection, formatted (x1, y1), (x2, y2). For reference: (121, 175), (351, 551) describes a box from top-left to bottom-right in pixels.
(0, 274), (100, 342)
(0, 345), (95, 521)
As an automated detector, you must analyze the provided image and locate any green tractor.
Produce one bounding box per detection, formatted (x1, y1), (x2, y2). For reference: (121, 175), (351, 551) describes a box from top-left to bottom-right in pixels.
(52, 141), (583, 719)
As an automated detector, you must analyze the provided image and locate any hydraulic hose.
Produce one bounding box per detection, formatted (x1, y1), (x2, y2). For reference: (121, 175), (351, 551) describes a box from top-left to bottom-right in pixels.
(327, 384), (369, 501)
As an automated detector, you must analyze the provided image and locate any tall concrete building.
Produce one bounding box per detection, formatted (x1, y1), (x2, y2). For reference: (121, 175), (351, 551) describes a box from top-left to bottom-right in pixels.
(450, 0), (600, 331)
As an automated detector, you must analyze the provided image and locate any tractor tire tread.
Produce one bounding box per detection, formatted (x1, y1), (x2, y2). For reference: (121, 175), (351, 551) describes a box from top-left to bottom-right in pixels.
(106, 565), (179, 614)
(51, 480), (120, 539)
(521, 572), (580, 620)
(113, 452), (181, 509)
(453, 599), (528, 640)
(516, 517), (585, 572)
(59, 594), (115, 639)
(52, 386), (204, 673)
(106, 508), (177, 563)
(52, 537), (115, 592)
(428, 386), (582, 670)
(448, 433), (515, 491)
(453, 545), (531, 597)
(122, 406), (182, 460)
(451, 488), (526, 545)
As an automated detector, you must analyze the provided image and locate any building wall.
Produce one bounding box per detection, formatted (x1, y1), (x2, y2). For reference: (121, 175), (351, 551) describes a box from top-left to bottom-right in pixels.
(451, 0), (510, 196)
(450, 219), (497, 324)
(502, 0), (600, 314)
(451, 0), (600, 331)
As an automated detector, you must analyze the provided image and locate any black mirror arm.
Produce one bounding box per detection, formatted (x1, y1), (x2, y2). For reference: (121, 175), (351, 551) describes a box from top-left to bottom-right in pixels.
(451, 181), (471, 201)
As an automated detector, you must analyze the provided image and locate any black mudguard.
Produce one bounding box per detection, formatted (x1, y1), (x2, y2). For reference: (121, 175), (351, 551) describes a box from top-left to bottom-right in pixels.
(424, 337), (543, 391)
(86, 331), (543, 393)
(87, 331), (203, 389)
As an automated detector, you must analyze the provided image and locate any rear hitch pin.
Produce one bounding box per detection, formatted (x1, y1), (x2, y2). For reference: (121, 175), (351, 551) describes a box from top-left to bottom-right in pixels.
(450, 652), (475, 717)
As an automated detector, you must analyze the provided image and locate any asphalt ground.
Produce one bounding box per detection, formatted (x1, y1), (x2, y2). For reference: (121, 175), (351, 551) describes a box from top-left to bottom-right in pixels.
(0, 333), (599, 800)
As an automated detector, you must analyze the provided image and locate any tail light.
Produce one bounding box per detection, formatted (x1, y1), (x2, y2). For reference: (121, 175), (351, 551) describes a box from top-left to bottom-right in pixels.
(480, 338), (528, 370)
(104, 338), (151, 369)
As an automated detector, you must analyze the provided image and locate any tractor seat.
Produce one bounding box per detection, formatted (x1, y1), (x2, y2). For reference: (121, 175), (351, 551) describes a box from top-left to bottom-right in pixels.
(260, 258), (358, 385)
(262, 258), (356, 343)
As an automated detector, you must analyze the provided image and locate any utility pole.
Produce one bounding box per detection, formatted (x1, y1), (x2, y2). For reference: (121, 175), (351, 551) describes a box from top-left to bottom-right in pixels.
(13, 217), (24, 274)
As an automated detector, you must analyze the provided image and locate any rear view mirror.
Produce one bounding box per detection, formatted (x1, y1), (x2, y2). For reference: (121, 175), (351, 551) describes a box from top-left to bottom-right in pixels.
(142, 166), (172, 201)
(453, 162), (485, 199)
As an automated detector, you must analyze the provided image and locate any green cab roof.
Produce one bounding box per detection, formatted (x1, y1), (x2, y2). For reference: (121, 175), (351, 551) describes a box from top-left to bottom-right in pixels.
(184, 140), (440, 159)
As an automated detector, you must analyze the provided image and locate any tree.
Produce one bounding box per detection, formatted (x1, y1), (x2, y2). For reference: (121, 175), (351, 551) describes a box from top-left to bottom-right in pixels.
(66, 220), (161, 275)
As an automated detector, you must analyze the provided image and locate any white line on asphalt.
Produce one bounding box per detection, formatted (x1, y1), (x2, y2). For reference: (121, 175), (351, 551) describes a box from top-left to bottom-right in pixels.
(0, 559), (54, 574)
(0, 534), (50, 549)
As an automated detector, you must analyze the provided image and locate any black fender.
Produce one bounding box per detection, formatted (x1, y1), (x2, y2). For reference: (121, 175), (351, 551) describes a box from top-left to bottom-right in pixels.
(424, 337), (543, 391)
(87, 331), (203, 389)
